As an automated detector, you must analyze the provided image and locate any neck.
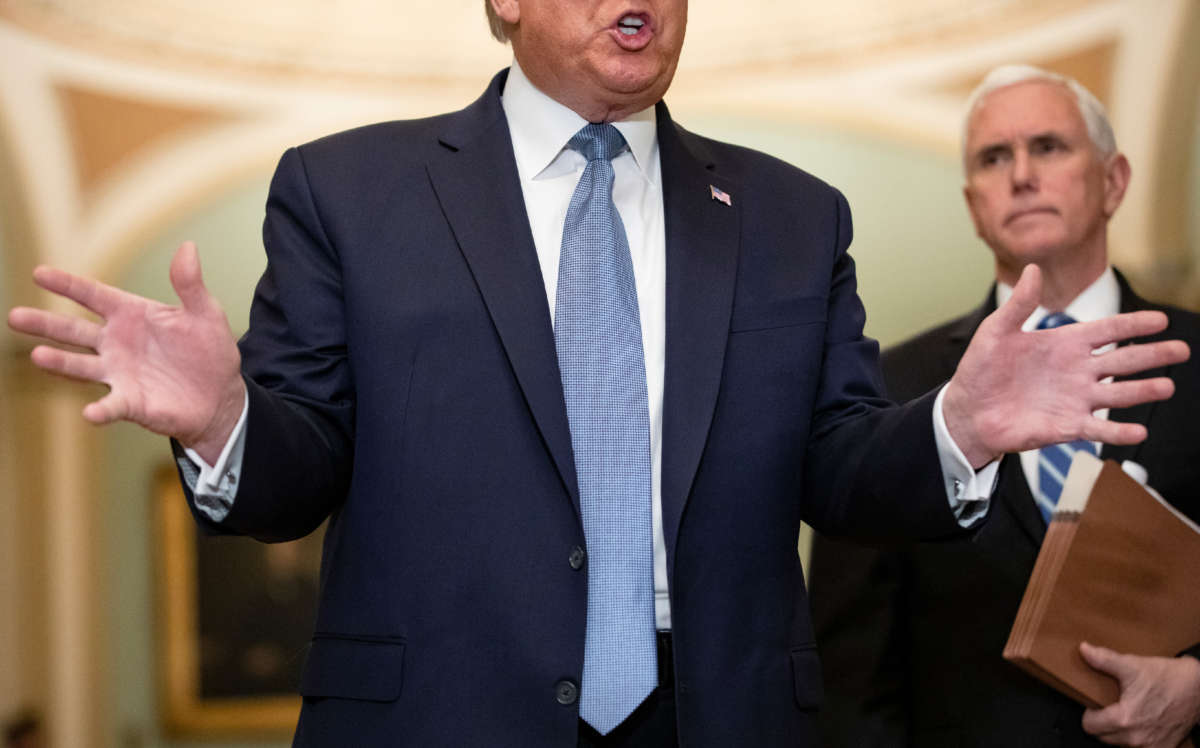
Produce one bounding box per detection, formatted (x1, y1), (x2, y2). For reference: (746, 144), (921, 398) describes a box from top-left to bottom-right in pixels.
(996, 227), (1111, 310)
(510, 54), (667, 124)
(1039, 265), (1105, 311)
(1003, 256), (1104, 309)
(562, 95), (644, 124)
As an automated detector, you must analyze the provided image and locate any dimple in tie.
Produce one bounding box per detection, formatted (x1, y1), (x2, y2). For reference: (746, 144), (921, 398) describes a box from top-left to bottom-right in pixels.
(554, 123), (657, 735)
(1035, 312), (1099, 523)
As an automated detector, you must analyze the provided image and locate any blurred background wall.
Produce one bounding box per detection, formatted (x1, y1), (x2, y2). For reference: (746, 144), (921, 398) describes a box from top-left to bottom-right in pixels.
(1, 0), (1197, 745)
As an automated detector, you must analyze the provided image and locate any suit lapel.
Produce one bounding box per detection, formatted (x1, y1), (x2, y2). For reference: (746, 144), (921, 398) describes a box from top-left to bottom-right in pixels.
(656, 108), (741, 562)
(998, 453), (1047, 547)
(425, 71), (580, 513)
(425, 88), (750, 534)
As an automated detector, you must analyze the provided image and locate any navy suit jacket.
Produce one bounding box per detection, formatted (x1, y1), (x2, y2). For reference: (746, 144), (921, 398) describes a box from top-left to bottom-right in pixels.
(185, 70), (967, 747)
(809, 272), (1200, 748)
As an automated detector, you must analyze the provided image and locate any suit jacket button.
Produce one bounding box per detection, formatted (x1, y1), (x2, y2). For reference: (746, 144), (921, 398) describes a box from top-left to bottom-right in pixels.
(568, 546), (586, 570)
(555, 679), (579, 705)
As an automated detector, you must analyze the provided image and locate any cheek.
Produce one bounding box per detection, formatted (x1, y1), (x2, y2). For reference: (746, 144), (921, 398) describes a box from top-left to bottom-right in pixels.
(1055, 185), (1099, 230)
(969, 195), (1004, 237)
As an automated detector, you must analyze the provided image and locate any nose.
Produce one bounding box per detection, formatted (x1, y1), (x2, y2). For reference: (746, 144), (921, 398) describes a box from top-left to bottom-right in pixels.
(1011, 147), (1036, 192)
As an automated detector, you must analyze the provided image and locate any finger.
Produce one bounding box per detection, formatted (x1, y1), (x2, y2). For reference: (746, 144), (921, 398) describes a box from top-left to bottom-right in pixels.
(1081, 310), (1171, 348)
(82, 391), (128, 425)
(1081, 705), (1127, 743)
(31, 265), (126, 317)
(1080, 641), (1113, 669)
(7, 306), (102, 349)
(1080, 642), (1139, 681)
(29, 345), (106, 382)
(169, 241), (211, 315)
(1092, 376), (1176, 410)
(1079, 417), (1149, 446)
(990, 263), (1041, 332)
(1095, 340), (1190, 379)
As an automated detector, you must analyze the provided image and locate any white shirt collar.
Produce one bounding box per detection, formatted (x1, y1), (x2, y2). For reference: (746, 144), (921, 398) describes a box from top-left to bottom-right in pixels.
(996, 266), (1121, 330)
(500, 59), (657, 183)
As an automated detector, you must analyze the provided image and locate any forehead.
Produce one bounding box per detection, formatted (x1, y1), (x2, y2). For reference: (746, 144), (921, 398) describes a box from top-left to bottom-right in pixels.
(967, 80), (1087, 148)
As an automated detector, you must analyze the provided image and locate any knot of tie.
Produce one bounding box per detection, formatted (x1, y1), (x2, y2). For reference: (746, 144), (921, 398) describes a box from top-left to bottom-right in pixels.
(569, 122), (627, 163)
(1038, 311), (1077, 330)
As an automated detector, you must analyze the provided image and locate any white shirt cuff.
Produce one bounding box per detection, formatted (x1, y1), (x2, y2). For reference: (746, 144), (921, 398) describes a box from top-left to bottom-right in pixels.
(933, 385), (998, 527)
(177, 391), (249, 523)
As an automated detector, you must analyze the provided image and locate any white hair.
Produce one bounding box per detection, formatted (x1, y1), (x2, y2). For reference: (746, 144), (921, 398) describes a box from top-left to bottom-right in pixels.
(961, 64), (1117, 171)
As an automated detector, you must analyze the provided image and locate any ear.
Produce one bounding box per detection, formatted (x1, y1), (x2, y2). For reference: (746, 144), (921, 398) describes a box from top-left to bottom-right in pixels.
(1101, 153), (1130, 218)
(490, 0), (520, 25)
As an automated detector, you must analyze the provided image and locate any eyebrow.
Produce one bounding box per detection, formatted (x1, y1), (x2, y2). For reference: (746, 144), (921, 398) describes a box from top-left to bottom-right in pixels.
(970, 130), (1074, 160)
(970, 142), (1011, 164)
(1027, 130), (1071, 143)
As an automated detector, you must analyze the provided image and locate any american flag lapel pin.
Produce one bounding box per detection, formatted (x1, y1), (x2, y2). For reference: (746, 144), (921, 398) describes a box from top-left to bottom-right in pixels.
(709, 184), (732, 206)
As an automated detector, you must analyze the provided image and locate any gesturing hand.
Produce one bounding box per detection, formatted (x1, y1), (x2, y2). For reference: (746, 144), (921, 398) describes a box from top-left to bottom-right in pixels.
(943, 264), (1191, 468)
(7, 241), (245, 463)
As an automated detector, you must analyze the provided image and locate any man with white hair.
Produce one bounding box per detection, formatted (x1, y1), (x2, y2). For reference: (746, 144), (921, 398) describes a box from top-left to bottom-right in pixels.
(810, 65), (1200, 748)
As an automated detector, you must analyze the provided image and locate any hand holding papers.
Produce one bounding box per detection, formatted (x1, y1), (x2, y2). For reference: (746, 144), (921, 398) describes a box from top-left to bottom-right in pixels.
(1004, 453), (1200, 709)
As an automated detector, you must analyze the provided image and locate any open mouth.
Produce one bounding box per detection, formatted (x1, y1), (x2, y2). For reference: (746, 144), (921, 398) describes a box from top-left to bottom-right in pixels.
(611, 12), (653, 49)
(617, 14), (646, 36)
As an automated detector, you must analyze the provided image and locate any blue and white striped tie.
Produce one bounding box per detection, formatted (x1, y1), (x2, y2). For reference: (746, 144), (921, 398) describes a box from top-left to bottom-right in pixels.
(1035, 312), (1099, 523)
(554, 123), (657, 735)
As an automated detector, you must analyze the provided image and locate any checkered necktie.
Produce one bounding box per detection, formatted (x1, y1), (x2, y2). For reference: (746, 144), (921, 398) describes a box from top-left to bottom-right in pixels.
(554, 123), (656, 734)
(1035, 312), (1099, 523)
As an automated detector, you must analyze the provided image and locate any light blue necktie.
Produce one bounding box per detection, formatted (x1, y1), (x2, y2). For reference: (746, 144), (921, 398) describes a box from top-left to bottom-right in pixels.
(1035, 312), (1099, 523)
(554, 123), (656, 735)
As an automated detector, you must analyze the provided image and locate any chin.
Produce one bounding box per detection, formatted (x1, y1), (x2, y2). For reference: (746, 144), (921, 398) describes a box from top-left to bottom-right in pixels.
(997, 246), (1066, 273)
(1001, 232), (1071, 261)
(595, 54), (672, 93)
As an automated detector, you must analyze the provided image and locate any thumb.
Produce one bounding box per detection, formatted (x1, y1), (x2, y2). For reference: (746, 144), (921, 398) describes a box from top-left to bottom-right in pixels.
(991, 263), (1041, 333)
(82, 390), (127, 426)
(169, 241), (211, 314)
(1080, 641), (1137, 683)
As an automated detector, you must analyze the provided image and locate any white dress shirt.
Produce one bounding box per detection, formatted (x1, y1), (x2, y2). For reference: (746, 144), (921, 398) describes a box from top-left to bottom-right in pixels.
(182, 60), (994, 631)
(996, 266), (1120, 502)
(499, 62), (673, 628)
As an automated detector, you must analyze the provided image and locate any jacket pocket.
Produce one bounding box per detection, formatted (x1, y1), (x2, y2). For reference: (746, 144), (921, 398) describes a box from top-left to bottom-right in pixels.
(299, 634), (406, 702)
(789, 646), (824, 709)
(730, 296), (826, 333)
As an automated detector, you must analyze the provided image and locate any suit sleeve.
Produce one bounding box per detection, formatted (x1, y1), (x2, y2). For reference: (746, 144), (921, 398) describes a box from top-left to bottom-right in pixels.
(183, 146), (356, 542)
(802, 250), (970, 747)
(799, 189), (961, 542)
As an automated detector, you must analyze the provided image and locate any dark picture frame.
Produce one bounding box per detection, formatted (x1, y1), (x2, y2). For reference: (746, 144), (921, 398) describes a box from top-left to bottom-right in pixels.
(152, 465), (322, 737)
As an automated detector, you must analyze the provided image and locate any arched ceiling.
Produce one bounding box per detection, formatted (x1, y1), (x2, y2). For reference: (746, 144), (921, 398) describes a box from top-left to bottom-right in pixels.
(0, 0), (1195, 301)
(3, 0), (1098, 84)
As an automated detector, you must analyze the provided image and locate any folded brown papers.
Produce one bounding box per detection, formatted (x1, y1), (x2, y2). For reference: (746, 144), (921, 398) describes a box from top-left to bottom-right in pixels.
(1004, 453), (1200, 708)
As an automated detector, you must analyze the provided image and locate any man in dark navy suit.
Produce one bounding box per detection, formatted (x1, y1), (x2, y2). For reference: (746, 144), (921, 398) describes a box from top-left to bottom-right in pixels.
(9, 10), (1190, 748)
(810, 65), (1200, 748)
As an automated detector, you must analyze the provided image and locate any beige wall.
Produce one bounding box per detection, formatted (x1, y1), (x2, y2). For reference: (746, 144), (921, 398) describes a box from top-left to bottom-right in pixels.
(1, 1), (1197, 745)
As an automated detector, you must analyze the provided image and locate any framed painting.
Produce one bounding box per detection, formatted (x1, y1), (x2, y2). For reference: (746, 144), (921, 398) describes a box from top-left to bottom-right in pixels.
(152, 464), (323, 737)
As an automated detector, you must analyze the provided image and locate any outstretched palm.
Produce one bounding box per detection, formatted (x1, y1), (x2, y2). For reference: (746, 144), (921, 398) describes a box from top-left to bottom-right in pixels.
(8, 242), (245, 462)
(944, 264), (1189, 468)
